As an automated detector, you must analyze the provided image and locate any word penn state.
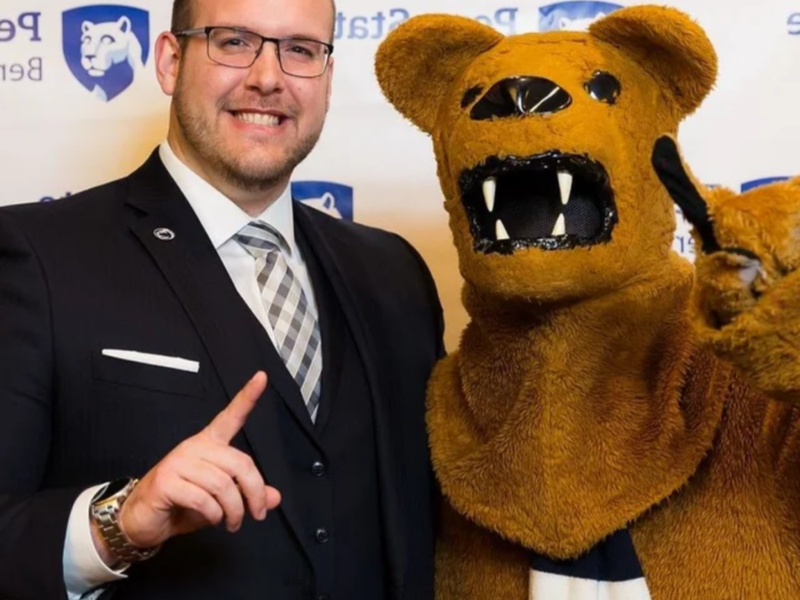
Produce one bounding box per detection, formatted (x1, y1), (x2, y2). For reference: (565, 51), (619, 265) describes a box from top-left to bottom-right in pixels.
(335, 7), (519, 39)
(0, 11), (43, 83)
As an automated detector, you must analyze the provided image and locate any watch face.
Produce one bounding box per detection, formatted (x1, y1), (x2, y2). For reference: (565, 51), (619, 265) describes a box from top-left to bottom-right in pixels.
(98, 478), (132, 502)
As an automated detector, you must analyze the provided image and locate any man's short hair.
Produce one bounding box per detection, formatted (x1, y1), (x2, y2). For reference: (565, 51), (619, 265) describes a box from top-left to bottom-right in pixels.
(171, 0), (338, 42)
(171, 0), (193, 33)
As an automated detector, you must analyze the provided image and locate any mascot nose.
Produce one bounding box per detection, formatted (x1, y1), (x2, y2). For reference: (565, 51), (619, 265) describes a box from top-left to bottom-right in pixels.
(470, 77), (572, 120)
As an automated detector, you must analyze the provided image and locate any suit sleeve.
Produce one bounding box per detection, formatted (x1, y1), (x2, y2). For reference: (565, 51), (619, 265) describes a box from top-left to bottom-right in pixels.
(392, 234), (447, 360)
(389, 234), (447, 548)
(0, 211), (84, 599)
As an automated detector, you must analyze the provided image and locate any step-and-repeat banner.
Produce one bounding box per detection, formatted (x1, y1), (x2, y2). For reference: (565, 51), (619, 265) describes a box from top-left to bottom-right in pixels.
(1, 1), (798, 349)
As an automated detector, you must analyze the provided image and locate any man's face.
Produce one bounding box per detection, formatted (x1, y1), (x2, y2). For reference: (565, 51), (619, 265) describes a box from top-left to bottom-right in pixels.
(171, 0), (334, 191)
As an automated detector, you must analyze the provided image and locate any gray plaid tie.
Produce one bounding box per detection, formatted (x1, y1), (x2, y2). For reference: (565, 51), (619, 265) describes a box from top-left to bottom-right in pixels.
(234, 221), (322, 421)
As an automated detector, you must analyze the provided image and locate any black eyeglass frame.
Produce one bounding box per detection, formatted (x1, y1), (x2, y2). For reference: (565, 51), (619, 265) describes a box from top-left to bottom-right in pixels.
(173, 26), (334, 78)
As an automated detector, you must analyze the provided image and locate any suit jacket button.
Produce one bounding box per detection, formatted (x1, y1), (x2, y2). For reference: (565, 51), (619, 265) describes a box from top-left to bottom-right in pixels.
(315, 528), (329, 544)
(311, 461), (326, 477)
(317, 594), (331, 600)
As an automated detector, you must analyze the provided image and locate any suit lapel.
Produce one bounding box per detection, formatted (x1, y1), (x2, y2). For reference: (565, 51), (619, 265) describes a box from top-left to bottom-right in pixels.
(123, 151), (314, 563)
(294, 204), (409, 589)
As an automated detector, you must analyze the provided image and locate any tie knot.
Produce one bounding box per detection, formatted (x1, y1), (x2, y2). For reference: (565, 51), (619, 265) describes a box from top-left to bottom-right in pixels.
(234, 221), (287, 257)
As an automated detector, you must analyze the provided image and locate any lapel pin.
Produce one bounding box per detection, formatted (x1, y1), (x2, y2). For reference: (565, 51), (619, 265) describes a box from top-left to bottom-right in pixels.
(154, 228), (176, 241)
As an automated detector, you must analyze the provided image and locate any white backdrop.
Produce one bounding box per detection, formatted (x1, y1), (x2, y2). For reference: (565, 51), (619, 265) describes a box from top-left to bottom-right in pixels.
(1, 1), (798, 348)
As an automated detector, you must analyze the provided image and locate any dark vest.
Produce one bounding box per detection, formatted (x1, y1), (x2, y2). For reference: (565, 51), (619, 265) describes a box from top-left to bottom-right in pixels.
(261, 226), (387, 599)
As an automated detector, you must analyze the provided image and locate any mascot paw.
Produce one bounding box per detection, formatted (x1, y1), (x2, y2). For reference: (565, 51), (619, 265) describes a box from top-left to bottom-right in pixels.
(653, 136), (800, 400)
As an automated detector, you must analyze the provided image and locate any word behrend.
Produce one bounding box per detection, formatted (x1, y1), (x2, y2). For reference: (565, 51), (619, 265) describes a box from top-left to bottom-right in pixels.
(0, 58), (41, 82)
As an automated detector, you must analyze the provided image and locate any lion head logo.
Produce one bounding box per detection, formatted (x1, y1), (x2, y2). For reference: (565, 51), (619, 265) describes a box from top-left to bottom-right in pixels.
(292, 181), (355, 221)
(539, 1), (622, 32)
(80, 17), (144, 77)
(63, 6), (150, 102)
(299, 192), (345, 220)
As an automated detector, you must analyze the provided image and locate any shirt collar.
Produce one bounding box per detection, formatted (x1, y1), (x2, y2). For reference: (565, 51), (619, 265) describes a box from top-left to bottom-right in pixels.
(158, 141), (296, 255)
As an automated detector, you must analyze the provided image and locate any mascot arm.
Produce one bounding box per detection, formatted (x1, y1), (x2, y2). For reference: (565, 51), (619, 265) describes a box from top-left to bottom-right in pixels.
(654, 136), (800, 403)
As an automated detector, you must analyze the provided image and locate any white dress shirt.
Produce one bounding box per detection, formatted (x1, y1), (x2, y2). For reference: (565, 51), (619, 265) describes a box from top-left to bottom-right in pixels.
(63, 140), (319, 598)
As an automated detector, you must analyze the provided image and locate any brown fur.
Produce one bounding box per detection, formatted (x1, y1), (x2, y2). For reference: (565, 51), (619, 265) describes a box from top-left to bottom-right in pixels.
(376, 5), (800, 599)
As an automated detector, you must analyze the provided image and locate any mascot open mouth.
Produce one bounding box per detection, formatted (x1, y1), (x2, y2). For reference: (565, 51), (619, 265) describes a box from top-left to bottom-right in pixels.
(459, 152), (617, 254)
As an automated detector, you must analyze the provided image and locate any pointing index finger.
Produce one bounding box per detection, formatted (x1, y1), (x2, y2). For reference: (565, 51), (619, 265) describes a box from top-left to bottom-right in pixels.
(651, 135), (721, 254)
(205, 371), (267, 444)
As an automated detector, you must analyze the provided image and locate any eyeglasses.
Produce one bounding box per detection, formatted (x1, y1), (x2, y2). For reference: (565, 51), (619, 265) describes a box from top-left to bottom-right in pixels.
(173, 26), (334, 78)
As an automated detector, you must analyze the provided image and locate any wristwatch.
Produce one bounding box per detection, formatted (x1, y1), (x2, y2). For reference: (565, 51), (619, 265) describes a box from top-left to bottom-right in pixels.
(90, 477), (160, 568)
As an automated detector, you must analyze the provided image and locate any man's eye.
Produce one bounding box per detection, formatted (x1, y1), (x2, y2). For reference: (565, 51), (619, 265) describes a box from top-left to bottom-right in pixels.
(219, 36), (254, 50)
(287, 45), (314, 57)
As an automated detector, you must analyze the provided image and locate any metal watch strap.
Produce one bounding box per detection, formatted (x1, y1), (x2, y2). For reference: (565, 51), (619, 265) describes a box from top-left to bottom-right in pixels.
(91, 478), (160, 567)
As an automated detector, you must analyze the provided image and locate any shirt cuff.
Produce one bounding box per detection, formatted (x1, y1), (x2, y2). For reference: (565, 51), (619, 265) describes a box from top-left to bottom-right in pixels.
(63, 483), (129, 597)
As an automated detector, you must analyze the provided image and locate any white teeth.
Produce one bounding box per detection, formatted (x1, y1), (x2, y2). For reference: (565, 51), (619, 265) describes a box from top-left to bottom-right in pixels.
(557, 171), (573, 205)
(552, 213), (566, 236)
(483, 177), (496, 213)
(236, 112), (280, 127)
(495, 219), (510, 241)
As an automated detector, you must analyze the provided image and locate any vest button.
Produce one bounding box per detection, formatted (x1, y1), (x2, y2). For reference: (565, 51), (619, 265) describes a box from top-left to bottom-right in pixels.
(315, 528), (330, 544)
(311, 461), (326, 477)
(317, 595), (331, 600)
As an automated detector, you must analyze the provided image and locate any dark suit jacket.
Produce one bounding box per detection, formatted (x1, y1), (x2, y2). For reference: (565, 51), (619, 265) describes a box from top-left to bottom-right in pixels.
(0, 151), (444, 600)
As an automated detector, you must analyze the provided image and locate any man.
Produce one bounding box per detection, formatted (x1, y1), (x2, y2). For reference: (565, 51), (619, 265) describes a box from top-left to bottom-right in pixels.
(0, 0), (444, 598)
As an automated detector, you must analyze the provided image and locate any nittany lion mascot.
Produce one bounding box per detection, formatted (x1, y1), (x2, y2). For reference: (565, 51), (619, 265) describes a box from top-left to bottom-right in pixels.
(376, 5), (800, 599)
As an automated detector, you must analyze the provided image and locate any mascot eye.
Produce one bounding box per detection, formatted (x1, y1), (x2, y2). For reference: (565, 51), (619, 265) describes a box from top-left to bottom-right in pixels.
(461, 86), (484, 109)
(585, 71), (621, 105)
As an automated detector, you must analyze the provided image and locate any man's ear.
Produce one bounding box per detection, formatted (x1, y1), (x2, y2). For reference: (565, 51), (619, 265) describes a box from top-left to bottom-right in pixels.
(154, 32), (181, 96)
(590, 5), (717, 118)
(325, 56), (334, 114)
(375, 14), (503, 134)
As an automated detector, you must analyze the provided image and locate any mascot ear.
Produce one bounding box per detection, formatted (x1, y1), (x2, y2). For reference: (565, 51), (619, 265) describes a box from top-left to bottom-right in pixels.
(376, 15), (503, 134)
(589, 6), (717, 117)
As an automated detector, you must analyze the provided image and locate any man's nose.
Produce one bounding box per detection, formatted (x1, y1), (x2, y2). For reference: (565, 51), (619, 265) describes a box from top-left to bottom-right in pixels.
(244, 42), (285, 92)
(470, 77), (572, 120)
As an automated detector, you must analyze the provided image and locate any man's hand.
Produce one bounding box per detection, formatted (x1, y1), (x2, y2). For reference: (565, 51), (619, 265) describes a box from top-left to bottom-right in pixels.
(92, 372), (281, 562)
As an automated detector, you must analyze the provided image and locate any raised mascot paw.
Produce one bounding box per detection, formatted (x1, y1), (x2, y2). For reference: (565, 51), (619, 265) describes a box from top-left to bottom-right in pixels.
(653, 135), (800, 401)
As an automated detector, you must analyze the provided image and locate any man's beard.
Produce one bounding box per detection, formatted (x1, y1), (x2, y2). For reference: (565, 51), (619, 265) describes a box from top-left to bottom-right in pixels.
(173, 80), (323, 193)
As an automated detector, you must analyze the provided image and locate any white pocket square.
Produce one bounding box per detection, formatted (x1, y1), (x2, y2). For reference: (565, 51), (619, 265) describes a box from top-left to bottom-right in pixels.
(101, 349), (200, 373)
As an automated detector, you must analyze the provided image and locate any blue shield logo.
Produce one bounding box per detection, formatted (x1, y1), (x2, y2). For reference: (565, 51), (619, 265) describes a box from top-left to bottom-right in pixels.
(62, 5), (150, 102)
(292, 181), (354, 222)
(741, 176), (790, 192)
(539, 1), (623, 32)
